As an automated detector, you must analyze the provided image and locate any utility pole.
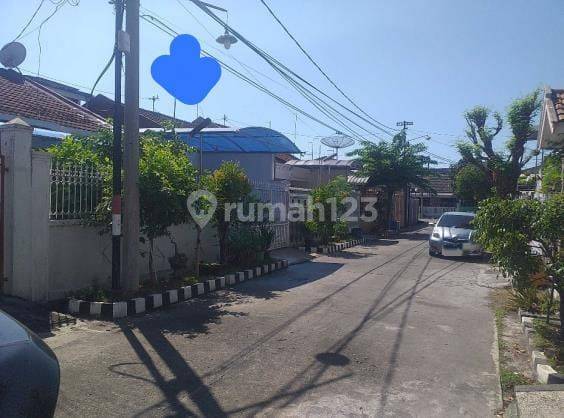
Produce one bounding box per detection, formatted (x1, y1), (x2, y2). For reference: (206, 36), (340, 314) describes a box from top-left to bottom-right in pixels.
(396, 120), (413, 131)
(123, 0), (140, 291)
(146, 95), (159, 112)
(223, 114), (227, 126)
(111, 0), (125, 290)
(396, 120), (413, 228)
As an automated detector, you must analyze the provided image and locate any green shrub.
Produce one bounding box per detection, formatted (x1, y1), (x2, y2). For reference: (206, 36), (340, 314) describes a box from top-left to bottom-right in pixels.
(306, 176), (352, 245)
(68, 285), (110, 302)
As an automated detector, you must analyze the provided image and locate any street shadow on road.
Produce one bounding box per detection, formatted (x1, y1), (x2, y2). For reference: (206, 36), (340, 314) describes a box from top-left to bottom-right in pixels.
(116, 320), (229, 417)
(225, 261), (343, 300)
(323, 251), (371, 260)
(401, 231), (430, 241)
(371, 239), (400, 246)
(0, 295), (54, 336)
(224, 245), (469, 416)
(123, 295), (248, 339)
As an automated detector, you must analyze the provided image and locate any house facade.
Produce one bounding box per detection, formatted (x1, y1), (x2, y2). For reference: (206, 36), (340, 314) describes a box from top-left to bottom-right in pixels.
(412, 168), (457, 218)
(536, 87), (564, 198)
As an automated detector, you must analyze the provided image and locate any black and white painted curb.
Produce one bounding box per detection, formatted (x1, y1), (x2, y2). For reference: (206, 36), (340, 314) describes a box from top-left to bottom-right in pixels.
(518, 308), (564, 384)
(69, 259), (289, 320)
(298, 238), (366, 255)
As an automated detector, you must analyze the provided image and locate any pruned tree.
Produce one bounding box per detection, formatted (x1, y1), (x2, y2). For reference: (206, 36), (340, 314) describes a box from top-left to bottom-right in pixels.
(457, 91), (541, 198)
(453, 163), (492, 206)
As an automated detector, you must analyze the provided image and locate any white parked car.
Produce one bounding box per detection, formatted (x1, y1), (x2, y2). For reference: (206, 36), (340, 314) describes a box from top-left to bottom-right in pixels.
(428, 212), (483, 257)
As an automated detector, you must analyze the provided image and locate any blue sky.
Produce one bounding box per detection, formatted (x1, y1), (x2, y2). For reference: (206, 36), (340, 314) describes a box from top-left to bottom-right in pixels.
(2, 0), (563, 166)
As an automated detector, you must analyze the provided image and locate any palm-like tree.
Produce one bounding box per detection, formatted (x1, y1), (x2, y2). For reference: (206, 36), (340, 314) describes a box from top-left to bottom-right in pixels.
(348, 131), (435, 228)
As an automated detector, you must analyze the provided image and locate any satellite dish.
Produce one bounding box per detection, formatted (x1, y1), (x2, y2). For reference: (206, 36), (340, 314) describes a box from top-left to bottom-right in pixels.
(0, 42), (26, 69)
(320, 132), (355, 158)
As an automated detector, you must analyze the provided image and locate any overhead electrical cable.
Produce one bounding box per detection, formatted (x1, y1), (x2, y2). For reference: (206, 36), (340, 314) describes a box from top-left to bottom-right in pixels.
(258, 0), (398, 135)
(143, 9), (372, 140)
(140, 14), (368, 135)
(187, 0), (395, 139)
(13, 0), (46, 41)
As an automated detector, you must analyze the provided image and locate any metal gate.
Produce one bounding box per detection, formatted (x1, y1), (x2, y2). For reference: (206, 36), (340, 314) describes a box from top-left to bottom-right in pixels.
(250, 179), (290, 249)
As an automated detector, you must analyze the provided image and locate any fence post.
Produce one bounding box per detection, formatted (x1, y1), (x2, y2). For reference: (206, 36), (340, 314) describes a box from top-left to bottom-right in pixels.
(0, 118), (33, 299)
(31, 151), (52, 301)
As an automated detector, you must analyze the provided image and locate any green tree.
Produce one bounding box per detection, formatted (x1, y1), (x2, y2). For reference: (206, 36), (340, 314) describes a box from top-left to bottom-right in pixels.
(457, 91), (541, 198)
(541, 151), (563, 195)
(138, 133), (197, 281)
(473, 194), (564, 335)
(204, 162), (252, 264)
(349, 130), (434, 228)
(454, 164), (491, 205)
(305, 175), (352, 244)
(49, 129), (197, 285)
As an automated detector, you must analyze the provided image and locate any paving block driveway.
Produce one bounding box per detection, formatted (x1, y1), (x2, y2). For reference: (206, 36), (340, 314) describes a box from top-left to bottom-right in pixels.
(48, 229), (502, 417)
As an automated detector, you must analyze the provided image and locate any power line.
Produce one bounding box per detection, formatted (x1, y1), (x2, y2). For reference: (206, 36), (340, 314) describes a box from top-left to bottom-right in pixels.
(13, 0), (46, 41)
(142, 9), (368, 140)
(259, 0), (398, 135)
(18, 0), (80, 40)
(20, 67), (114, 96)
(188, 0), (396, 139)
(224, 116), (322, 138)
(140, 13), (363, 136)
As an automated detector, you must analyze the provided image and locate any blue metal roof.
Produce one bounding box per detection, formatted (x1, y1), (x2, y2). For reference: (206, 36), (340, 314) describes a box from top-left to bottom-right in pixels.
(177, 127), (301, 154)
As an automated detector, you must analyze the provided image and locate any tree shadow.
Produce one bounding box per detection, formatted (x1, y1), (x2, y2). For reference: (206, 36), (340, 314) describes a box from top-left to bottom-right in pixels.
(227, 250), (466, 416)
(112, 240), (455, 417)
(121, 295), (248, 339)
(224, 261), (344, 300)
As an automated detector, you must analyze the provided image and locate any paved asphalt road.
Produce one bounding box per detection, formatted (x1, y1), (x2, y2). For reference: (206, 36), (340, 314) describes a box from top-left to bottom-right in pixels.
(48, 229), (501, 417)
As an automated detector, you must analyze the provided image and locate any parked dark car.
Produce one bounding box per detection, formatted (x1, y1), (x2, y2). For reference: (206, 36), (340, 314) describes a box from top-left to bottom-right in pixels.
(0, 309), (60, 417)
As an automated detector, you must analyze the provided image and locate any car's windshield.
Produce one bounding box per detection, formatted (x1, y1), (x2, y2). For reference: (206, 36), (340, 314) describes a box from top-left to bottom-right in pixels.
(437, 214), (474, 228)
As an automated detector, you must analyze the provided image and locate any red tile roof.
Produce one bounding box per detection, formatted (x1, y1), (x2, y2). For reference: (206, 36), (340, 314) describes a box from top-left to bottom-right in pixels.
(424, 168), (453, 194)
(0, 69), (107, 133)
(551, 89), (564, 122)
(85, 95), (226, 129)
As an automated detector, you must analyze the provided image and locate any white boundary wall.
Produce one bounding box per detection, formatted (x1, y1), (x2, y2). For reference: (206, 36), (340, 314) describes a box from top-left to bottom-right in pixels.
(0, 119), (218, 301)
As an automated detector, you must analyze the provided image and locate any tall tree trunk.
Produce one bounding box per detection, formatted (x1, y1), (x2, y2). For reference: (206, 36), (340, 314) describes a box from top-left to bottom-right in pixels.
(149, 238), (157, 283)
(218, 223), (228, 265)
(386, 189), (395, 230)
(195, 225), (201, 279)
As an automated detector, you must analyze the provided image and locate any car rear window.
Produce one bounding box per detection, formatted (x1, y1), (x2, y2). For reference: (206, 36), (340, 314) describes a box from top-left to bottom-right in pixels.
(437, 214), (474, 228)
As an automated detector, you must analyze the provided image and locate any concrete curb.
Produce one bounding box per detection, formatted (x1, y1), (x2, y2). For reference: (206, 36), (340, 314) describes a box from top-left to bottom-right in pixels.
(68, 259), (289, 319)
(518, 310), (564, 384)
(301, 238), (366, 255)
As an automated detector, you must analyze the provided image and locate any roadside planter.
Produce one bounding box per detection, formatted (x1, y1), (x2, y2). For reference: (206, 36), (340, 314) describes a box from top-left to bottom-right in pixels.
(68, 259), (289, 319)
(306, 238), (365, 255)
(518, 309), (564, 384)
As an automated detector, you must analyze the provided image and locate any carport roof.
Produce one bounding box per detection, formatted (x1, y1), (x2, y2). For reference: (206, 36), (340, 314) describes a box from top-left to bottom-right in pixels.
(176, 127), (301, 154)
